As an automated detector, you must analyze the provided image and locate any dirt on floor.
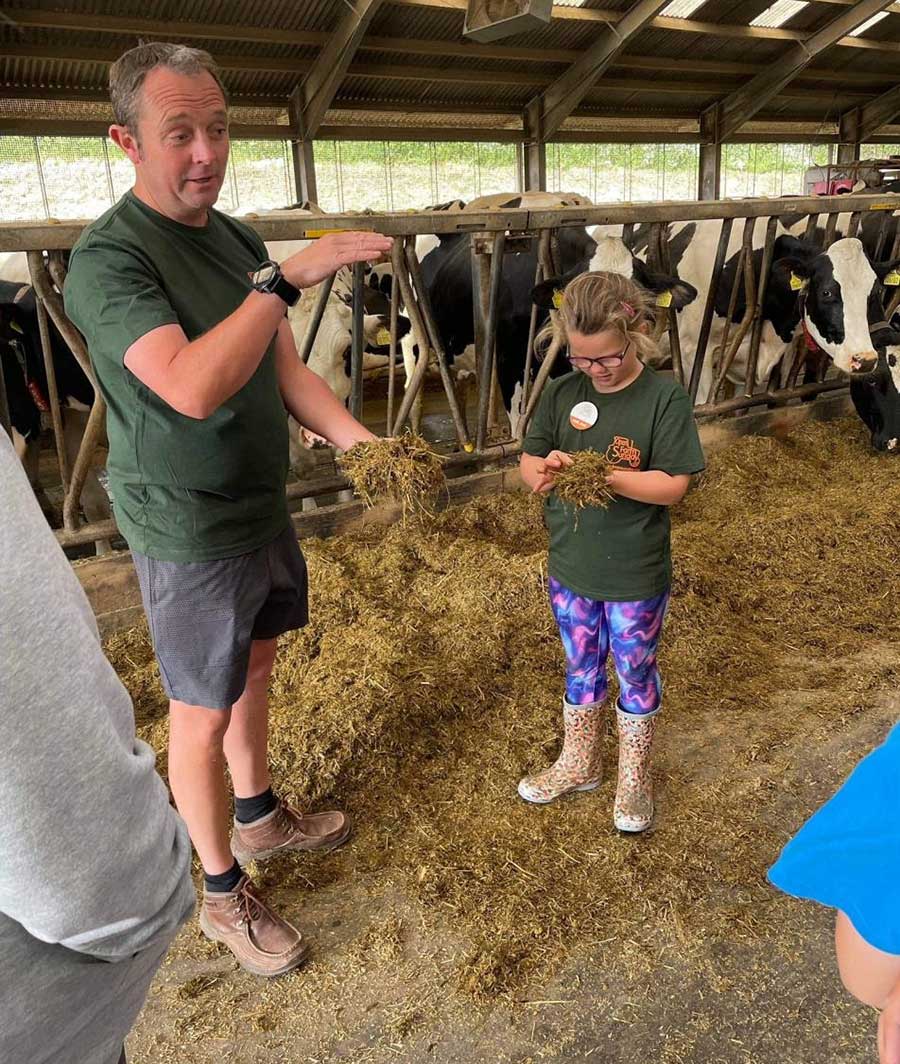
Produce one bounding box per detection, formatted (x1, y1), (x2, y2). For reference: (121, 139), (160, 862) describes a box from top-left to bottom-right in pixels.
(113, 417), (899, 1064)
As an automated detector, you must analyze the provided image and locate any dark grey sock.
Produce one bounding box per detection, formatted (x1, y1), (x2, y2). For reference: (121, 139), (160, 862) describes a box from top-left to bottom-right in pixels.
(204, 860), (242, 894)
(234, 786), (277, 825)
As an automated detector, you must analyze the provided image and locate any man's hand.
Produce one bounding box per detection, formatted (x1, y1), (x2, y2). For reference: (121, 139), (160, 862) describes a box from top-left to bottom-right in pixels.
(879, 981), (900, 1064)
(282, 231), (393, 288)
(532, 450), (573, 494)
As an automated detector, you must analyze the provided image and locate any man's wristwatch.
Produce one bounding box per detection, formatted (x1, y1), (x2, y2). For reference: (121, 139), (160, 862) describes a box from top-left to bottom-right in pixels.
(249, 259), (301, 307)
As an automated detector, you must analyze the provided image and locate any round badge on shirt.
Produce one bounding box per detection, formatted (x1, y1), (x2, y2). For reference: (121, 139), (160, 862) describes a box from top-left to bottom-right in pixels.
(569, 401), (598, 431)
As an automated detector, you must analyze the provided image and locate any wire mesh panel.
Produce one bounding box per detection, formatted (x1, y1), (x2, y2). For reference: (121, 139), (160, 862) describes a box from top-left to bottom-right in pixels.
(313, 141), (343, 212)
(548, 144), (700, 203)
(433, 142), (480, 202)
(0, 136), (49, 222)
(37, 137), (113, 220)
(328, 141), (391, 211)
(548, 143), (595, 198)
(860, 143), (900, 161)
(227, 140), (296, 212)
(107, 139), (136, 206)
(0, 135), (297, 222)
(660, 144), (700, 200)
(722, 143), (832, 198)
(314, 140), (518, 210)
(385, 141), (438, 207)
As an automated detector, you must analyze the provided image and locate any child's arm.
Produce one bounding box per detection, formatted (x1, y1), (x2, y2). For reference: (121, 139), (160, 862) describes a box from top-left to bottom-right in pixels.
(607, 469), (691, 506)
(520, 450), (573, 493)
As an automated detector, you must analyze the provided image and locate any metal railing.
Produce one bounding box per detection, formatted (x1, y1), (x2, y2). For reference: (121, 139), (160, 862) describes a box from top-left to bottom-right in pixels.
(2, 191), (895, 551)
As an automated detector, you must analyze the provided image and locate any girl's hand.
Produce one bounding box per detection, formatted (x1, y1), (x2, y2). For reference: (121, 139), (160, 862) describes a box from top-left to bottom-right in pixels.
(879, 982), (900, 1064)
(533, 450), (573, 494)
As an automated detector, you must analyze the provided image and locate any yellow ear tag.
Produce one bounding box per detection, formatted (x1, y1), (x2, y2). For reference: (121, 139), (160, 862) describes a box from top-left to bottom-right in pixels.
(884, 270), (900, 287)
(375, 327), (392, 345)
(10, 320), (23, 334)
(655, 290), (673, 309)
(552, 289), (564, 309)
(790, 272), (806, 291)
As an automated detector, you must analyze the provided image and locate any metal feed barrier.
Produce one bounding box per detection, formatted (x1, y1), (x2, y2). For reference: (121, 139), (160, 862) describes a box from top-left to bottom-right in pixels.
(1, 192), (897, 553)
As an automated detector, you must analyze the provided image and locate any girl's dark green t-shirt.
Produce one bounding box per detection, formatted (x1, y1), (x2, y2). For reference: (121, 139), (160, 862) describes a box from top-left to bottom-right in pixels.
(523, 365), (705, 601)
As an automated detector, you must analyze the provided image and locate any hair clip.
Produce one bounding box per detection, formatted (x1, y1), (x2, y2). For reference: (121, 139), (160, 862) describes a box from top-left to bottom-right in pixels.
(621, 300), (636, 318)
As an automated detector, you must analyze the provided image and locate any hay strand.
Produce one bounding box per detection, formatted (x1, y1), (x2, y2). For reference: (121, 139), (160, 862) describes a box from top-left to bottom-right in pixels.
(552, 450), (615, 510)
(338, 433), (447, 517)
(106, 416), (900, 1018)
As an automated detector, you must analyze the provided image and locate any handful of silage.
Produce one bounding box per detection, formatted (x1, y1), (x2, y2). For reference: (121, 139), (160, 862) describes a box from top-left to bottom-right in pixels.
(553, 450), (615, 510)
(339, 433), (447, 516)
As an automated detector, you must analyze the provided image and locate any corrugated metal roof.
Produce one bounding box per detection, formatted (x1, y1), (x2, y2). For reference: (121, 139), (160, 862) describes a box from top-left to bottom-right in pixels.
(0, 0), (897, 141)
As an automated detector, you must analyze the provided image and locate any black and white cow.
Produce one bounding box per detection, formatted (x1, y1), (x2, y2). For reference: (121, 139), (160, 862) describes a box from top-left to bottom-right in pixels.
(533, 232), (699, 337)
(0, 279), (113, 538)
(849, 333), (900, 454)
(237, 206), (411, 405)
(383, 193), (609, 433)
(404, 226), (598, 433)
(723, 236), (900, 377)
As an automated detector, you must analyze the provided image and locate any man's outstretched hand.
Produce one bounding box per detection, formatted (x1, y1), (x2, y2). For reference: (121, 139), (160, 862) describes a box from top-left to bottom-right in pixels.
(282, 231), (393, 288)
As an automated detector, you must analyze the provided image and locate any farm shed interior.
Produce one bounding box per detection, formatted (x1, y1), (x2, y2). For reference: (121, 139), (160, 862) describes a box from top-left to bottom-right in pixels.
(3, 0), (900, 216)
(2, 4), (900, 1063)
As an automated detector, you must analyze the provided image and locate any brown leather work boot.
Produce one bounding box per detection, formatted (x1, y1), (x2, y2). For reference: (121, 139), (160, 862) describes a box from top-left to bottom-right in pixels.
(231, 799), (352, 865)
(199, 875), (309, 977)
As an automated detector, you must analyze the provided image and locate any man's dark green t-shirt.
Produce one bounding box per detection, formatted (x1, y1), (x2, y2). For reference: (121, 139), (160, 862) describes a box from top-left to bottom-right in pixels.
(64, 191), (289, 562)
(523, 365), (705, 601)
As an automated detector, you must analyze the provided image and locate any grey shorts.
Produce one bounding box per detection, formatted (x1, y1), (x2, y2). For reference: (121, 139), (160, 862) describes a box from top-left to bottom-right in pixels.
(133, 524), (308, 710)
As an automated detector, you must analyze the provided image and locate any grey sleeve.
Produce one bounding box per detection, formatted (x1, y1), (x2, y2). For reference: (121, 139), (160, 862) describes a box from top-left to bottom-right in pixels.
(0, 433), (195, 961)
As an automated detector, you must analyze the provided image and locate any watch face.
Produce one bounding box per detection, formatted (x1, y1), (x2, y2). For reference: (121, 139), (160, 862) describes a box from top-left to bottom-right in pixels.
(251, 263), (278, 287)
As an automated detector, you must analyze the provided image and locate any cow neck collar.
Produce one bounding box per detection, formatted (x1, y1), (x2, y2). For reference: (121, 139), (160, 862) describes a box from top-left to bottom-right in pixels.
(797, 290), (822, 354)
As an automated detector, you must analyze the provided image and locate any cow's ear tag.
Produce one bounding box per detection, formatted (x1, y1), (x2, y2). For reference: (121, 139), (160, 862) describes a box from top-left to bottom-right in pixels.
(655, 290), (673, 308)
(790, 272), (807, 291)
(552, 289), (564, 309)
(375, 327), (392, 345)
(10, 320), (23, 334)
(884, 270), (900, 287)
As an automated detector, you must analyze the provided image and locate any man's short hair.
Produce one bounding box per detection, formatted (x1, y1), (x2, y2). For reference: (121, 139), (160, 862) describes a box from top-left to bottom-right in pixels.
(109, 42), (228, 134)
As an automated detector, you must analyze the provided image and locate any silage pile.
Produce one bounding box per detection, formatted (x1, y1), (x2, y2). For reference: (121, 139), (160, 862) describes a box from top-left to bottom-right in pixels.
(106, 417), (900, 1000)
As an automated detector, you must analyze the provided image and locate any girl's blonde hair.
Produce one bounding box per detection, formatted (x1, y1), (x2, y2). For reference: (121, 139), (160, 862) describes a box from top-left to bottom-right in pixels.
(535, 270), (660, 366)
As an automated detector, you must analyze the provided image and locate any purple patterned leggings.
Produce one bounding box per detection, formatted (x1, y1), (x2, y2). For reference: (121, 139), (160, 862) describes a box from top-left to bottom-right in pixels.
(548, 576), (669, 715)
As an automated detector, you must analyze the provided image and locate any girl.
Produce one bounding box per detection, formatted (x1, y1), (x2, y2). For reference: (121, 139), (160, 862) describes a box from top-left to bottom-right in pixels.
(518, 270), (705, 832)
(768, 724), (900, 1064)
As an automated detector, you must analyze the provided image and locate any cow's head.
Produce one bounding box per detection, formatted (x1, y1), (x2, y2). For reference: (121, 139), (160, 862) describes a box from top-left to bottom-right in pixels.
(773, 236), (896, 376)
(533, 239), (698, 315)
(850, 345), (900, 453)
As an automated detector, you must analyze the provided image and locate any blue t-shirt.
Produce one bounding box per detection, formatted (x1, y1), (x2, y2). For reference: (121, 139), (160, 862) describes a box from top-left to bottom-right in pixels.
(768, 720), (900, 955)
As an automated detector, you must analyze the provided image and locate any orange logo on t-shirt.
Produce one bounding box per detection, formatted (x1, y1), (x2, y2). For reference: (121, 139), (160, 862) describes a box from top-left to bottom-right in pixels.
(605, 435), (642, 468)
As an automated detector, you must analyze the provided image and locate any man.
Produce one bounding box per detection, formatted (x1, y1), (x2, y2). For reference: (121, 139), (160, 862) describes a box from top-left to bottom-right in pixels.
(64, 42), (392, 977)
(0, 428), (194, 1063)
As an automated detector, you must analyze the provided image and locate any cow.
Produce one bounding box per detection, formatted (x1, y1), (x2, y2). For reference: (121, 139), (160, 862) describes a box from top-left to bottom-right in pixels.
(0, 280), (112, 544)
(533, 232), (700, 357)
(532, 222), (898, 412)
(849, 341), (900, 454)
(538, 219), (780, 403)
(386, 193), (607, 436)
(723, 236), (900, 378)
(237, 206), (410, 399)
